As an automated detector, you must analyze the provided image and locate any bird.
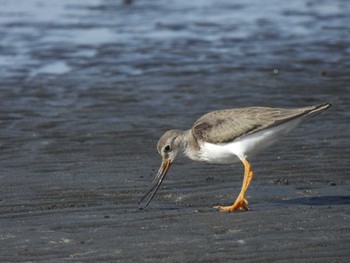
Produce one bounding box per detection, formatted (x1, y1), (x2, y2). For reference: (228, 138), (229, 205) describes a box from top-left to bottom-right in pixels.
(139, 103), (331, 212)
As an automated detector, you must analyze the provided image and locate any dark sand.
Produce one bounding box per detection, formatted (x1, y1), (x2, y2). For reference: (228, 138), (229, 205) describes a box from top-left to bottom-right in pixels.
(0, 0), (349, 262)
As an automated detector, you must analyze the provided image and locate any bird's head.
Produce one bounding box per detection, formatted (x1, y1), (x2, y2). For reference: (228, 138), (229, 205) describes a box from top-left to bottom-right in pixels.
(157, 129), (183, 163)
(139, 129), (184, 207)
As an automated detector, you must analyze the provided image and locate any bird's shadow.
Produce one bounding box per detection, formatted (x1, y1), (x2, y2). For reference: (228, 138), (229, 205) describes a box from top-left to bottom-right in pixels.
(275, 196), (350, 206)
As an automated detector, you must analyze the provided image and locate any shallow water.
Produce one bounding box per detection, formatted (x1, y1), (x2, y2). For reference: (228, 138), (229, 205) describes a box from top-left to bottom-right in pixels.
(0, 0), (349, 262)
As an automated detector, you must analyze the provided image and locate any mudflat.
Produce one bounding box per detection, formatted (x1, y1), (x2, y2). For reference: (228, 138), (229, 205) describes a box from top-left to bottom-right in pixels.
(0, 1), (349, 262)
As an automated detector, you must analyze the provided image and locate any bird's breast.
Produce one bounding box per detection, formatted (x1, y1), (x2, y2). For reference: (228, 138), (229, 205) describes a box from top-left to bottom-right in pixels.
(198, 142), (241, 164)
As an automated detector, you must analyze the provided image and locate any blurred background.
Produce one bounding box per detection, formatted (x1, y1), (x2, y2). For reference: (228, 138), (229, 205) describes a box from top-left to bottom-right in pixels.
(0, 0), (349, 261)
(1, 0), (348, 187)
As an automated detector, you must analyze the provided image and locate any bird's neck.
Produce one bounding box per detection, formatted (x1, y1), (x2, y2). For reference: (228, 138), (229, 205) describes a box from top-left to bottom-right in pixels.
(181, 130), (202, 161)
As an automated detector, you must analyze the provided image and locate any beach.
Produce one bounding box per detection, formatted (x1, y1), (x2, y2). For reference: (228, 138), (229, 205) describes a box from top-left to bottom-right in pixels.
(0, 0), (349, 262)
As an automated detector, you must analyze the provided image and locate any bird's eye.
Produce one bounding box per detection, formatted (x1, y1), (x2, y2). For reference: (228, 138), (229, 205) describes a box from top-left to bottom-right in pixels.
(164, 145), (171, 152)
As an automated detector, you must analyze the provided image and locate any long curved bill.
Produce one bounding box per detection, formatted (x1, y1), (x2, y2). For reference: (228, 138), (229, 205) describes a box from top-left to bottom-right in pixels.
(138, 159), (171, 208)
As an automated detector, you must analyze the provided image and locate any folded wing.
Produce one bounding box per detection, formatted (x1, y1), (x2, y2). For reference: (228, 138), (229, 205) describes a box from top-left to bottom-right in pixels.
(192, 104), (329, 144)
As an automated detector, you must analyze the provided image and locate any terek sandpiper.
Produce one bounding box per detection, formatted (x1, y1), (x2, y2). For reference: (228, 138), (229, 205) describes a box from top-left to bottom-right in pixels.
(139, 103), (331, 212)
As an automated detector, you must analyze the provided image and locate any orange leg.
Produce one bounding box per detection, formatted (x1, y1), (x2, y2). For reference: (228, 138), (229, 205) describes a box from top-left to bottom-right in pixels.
(214, 159), (254, 212)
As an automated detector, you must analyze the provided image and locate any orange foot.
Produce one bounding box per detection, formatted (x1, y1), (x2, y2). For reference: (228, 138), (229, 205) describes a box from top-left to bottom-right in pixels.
(214, 198), (249, 212)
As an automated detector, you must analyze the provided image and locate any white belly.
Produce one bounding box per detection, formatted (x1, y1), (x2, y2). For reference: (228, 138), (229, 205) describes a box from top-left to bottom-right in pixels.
(199, 118), (303, 164)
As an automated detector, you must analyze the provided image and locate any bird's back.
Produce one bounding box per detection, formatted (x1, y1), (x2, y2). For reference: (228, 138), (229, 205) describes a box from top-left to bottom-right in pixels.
(192, 103), (331, 144)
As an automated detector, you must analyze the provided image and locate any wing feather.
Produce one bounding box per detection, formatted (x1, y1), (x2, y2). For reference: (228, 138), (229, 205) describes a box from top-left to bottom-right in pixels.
(192, 106), (320, 143)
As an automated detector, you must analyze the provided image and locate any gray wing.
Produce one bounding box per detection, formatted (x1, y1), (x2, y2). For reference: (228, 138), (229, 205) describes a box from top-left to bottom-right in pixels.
(191, 105), (327, 144)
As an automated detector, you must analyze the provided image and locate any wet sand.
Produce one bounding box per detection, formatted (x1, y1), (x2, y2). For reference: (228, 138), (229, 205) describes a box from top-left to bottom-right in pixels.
(0, 0), (349, 262)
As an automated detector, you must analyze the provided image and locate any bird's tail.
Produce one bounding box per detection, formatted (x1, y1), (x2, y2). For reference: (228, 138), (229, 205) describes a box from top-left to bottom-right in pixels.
(306, 102), (332, 119)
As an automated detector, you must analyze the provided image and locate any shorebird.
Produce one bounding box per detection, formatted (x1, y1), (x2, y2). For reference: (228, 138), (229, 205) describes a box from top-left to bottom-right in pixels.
(139, 103), (331, 212)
